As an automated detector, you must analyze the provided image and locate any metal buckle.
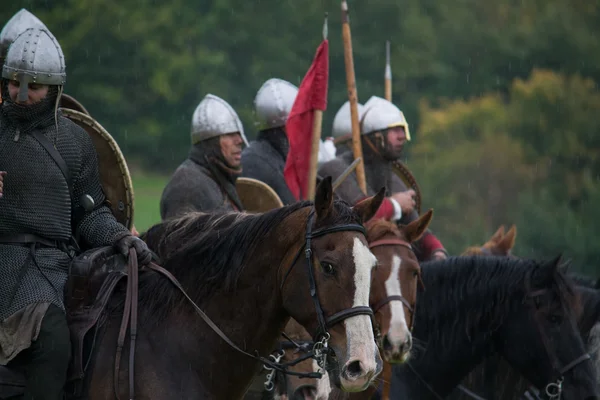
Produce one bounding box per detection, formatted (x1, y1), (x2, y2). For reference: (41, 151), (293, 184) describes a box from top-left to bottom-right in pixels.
(545, 377), (563, 399)
(263, 349), (285, 392)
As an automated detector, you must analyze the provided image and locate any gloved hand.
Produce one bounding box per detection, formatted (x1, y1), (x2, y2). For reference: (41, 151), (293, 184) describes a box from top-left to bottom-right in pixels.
(114, 234), (153, 266)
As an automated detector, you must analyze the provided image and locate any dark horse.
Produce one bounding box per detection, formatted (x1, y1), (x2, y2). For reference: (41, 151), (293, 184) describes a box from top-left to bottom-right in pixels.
(390, 255), (599, 400)
(78, 178), (385, 398)
(453, 273), (600, 400)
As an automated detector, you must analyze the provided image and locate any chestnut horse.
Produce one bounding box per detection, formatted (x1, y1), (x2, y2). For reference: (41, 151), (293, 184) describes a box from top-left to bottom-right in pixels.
(258, 210), (434, 400)
(462, 225), (517, 257)
(78, 178), (385, 399)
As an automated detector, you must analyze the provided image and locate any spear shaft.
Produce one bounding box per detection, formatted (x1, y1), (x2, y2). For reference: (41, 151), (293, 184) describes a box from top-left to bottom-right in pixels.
(341, 0), (367, 195)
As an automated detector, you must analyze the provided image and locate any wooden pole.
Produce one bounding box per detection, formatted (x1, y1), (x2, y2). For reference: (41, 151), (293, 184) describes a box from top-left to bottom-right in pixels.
(341, 0), (367, 195)
(385, 40), (392, 101)
(306, 14), (328, 201)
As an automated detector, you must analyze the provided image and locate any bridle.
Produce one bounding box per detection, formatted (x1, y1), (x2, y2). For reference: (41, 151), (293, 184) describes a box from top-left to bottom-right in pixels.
(267, 334), (317, 394)
(368, 237), (419, 332)
(278, 210), (375, 370)
(523, 267), (591, 399)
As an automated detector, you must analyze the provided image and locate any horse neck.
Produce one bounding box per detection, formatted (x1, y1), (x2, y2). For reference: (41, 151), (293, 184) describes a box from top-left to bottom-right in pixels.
(179, 213), (307, 396)
(408, 263), (522, 396)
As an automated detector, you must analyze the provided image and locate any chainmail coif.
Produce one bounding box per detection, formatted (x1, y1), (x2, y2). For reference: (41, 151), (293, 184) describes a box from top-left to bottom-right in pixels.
(0, 80), (129, 319)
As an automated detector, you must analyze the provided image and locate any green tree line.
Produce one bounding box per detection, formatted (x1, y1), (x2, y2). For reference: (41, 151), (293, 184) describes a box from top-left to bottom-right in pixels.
(2, 1), (599, 271)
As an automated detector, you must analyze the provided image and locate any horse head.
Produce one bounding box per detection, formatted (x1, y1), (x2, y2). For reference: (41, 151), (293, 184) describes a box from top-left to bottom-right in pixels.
(498, 255), (598, 399)
(366, 209), (433, 363)
(280, 177), (385, 392)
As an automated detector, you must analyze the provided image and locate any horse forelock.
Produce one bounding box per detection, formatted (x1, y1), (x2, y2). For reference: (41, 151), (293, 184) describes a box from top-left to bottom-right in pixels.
(365, 219), (401, 243)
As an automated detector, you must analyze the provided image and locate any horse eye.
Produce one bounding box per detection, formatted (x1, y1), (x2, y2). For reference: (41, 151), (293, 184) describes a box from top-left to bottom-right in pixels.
(321, 262), (335, 275)
(412, 271), (419, 278)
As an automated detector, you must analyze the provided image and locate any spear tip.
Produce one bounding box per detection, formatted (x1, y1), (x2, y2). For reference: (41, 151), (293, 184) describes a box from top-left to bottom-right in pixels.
(323, 12), (329, 40)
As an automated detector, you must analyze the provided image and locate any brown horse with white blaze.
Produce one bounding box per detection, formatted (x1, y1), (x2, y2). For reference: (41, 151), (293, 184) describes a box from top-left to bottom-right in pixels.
(84, 177), (385, 399)
(261, 210), (434, 400)
(366, 210), (433, 364)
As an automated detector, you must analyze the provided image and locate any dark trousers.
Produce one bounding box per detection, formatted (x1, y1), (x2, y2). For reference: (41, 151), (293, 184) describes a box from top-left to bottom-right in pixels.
(8, 305), (71, 400)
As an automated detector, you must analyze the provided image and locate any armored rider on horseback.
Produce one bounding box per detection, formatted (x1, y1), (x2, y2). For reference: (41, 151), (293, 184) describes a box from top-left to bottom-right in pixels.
(319, 96), (448, 262)
(0, 27), (152, 399)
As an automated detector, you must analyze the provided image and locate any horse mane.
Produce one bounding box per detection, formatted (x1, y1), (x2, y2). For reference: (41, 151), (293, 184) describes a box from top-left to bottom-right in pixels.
(414, 256), (577, 355)
(365, 218), (401, 243)
(136, 199), (363, 326)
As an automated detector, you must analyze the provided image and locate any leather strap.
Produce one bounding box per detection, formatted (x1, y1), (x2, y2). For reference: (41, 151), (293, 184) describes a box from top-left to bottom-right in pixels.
(325, 306), (374, 327)
(31, 131), (73, 200)
(145, 262), (323, 378)
(372, 295), (413, 314)
(114, 248), (139, 400)
(368, 238), (412, 251)
(0, 233), (62, 248)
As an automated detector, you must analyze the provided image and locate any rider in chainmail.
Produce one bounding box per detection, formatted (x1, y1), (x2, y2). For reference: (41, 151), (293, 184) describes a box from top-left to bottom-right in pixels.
(319, 96), (448, 262)
(0, 27), (152, 398)
(160, 94), (247, 219)
(241, 78), (298, 205)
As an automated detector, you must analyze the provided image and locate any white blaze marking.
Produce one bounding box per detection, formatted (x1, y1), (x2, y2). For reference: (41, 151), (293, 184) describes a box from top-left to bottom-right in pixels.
(313, 359), (332, 400)
(343, 238), (378, 371)
(385, 255), (410, 343)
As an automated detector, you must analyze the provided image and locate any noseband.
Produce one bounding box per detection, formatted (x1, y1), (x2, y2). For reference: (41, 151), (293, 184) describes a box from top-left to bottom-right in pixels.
(524, 267), (591, 399)
(368, 238), (418, 331)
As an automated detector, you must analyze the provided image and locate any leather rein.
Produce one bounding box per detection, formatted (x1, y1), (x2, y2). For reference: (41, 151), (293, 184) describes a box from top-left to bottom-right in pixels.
(114, 208), (374, 399)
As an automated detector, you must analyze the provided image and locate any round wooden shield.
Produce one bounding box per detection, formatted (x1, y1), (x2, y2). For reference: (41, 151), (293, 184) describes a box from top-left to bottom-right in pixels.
(61, 109), (134, 229)
(236, 177), (284, 213)
(392, 160), (422, 214)
(59, 93), (91, 116)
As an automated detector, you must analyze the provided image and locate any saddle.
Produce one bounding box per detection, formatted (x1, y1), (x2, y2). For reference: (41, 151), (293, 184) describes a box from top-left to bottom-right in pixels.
(0, 246), (128, 399)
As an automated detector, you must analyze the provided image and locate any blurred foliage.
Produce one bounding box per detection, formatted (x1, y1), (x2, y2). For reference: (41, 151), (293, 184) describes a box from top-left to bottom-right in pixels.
(1, 1), (599, 271)
(411, 69), (600, 269)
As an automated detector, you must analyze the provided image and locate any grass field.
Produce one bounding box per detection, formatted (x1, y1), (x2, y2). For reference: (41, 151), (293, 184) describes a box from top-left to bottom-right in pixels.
(131, 171), (169, 233)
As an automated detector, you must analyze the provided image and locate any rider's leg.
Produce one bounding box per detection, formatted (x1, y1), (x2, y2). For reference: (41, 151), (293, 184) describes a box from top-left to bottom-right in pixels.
(21, 304), (71, 400)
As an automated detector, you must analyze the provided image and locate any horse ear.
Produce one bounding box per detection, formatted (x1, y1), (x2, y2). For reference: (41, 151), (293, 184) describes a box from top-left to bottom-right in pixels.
(558, 258), (573, 273)
(507, 224), (517, 240)
(353, 187), (386, 223)
(402, 208), (434, 243)
(314, 176), (334, 221)
(490, 225), (505, 244)
(544, 254), (563, 273)
(496, 226), (517, 254)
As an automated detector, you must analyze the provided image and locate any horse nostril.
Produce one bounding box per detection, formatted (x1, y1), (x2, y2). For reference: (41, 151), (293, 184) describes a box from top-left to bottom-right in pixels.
(382, 335), (393, 351)
(405, 335), (412, 350)
(292, 385), (317, 400)
(342, 359), (364, 379)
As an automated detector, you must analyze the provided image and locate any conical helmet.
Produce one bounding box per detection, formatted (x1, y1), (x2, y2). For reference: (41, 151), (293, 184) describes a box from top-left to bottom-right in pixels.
(2, 27), (66, 102)
(191, 94), (247, 145)
(254, 78), (298, 130)
(0, 9), (48, 62)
